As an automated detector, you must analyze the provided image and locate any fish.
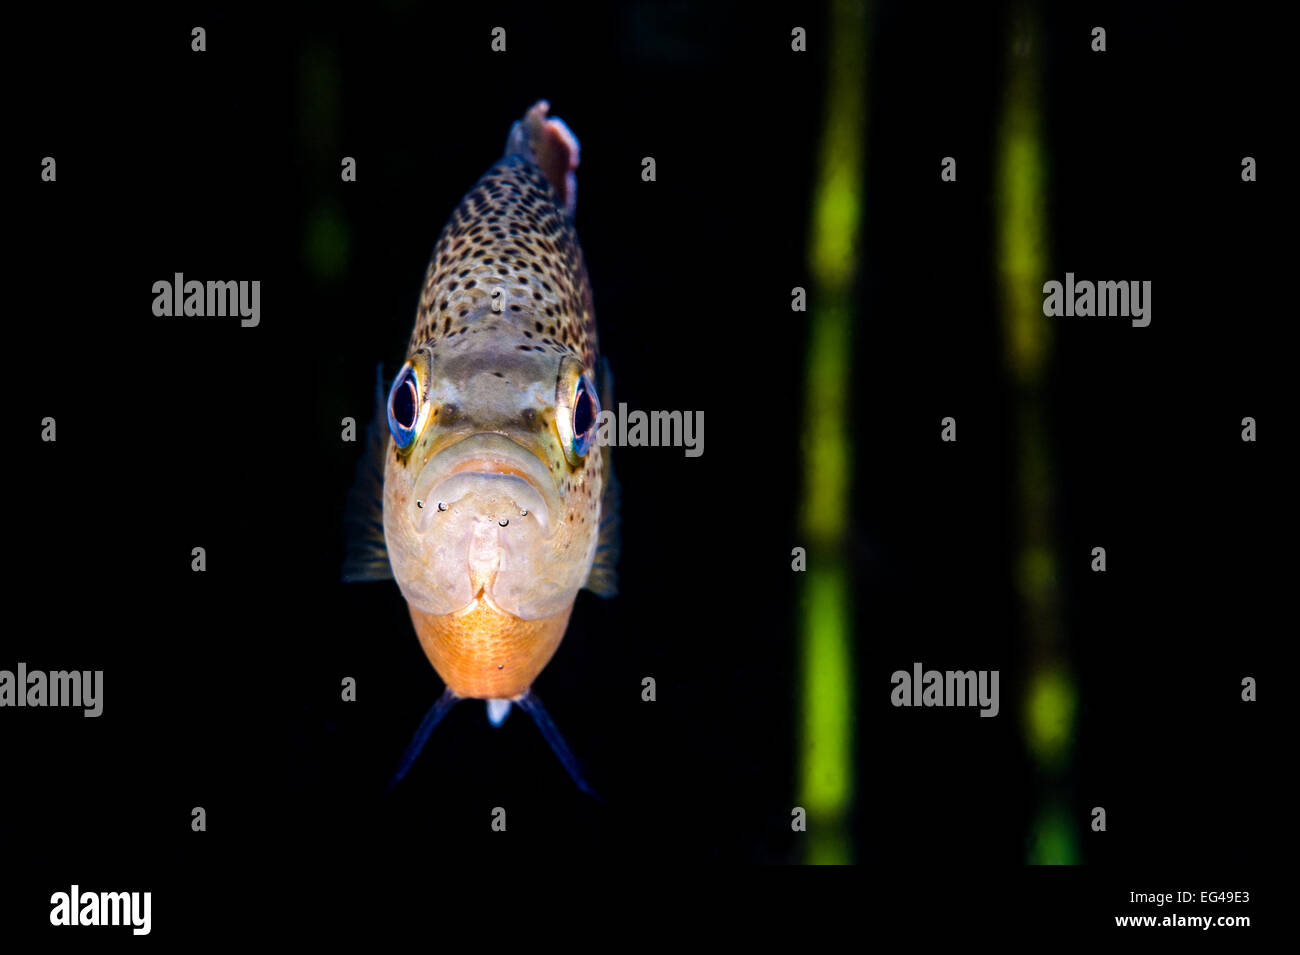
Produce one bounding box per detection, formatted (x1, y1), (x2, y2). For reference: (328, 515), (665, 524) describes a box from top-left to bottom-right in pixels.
(343, 101), (618, 797)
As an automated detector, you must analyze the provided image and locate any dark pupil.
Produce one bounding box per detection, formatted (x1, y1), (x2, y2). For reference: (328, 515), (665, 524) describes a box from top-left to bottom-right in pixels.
(391, 376), (417, 429)
(573, 384), (595, 435)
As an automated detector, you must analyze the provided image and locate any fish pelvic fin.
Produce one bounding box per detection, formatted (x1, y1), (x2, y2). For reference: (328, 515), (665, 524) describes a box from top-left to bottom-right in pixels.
(505, 100), (579, 216)
(584, 356), (620, 599)
(342, 362), (394, 583)
(517, 691), (602, 801)
(387, 687), (460, 791)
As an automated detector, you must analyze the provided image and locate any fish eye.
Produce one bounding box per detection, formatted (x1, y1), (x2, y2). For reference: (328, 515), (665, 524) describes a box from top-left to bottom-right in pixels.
(554, 357), (600, 465)
(387, 363), (422, 448)
(569, 375), (600, 457)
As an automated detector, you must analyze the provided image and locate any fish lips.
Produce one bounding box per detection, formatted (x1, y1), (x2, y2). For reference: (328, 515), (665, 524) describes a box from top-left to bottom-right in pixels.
(410, 433), (558, 537)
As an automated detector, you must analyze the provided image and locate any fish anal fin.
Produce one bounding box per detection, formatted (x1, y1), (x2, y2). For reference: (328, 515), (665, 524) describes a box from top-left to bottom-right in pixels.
(486, 699), (512, 727)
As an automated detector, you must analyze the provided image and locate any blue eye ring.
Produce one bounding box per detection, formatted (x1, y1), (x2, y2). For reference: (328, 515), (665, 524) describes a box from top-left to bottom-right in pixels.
(387, 363), (421, 448)
(570, 374), (600, 457)
(554, 357), (598, 466)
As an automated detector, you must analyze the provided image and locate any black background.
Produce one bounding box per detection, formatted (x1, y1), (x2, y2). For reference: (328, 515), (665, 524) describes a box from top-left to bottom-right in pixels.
(5, 0), (1284, 935)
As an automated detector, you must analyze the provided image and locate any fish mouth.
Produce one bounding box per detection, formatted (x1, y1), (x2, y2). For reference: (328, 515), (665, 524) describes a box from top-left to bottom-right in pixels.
(410, 433), (558, 537)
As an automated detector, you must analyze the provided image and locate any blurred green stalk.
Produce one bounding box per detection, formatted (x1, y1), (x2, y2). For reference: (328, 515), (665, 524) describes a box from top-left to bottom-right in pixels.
(799, 0), (867, 865)
(996, 4), (1079, 864)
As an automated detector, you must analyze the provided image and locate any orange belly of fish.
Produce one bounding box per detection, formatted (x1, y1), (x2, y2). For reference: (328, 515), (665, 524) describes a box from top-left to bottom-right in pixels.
(409, 598), (573, 699)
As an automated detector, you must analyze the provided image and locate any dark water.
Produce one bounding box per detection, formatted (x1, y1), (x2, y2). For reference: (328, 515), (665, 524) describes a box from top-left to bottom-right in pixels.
(6, 0), (1283, 930)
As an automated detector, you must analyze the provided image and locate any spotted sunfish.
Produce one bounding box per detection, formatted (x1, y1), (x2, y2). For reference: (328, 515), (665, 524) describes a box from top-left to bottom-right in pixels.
(344, 101), (618, 795)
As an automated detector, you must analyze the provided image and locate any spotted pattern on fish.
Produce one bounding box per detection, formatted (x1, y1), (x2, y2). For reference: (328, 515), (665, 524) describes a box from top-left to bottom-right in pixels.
(412, 156), (597, 371)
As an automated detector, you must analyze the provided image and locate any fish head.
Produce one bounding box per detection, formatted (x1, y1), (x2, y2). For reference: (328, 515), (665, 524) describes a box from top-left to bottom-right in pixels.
(381, 330), (605, 630)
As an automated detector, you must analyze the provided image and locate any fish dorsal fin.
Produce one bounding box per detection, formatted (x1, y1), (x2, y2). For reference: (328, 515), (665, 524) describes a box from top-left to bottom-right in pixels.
(341, 362), (394, 582)
(506, 100), (580, 215)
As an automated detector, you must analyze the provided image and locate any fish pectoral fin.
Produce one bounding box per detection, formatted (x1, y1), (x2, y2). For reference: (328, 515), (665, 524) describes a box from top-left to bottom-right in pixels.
(342, 361), (394, 583)
(582, 464), (620, 599)
(583, 357), (620, 599)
